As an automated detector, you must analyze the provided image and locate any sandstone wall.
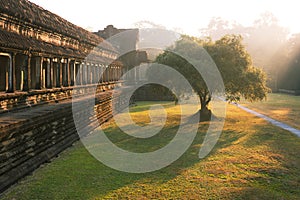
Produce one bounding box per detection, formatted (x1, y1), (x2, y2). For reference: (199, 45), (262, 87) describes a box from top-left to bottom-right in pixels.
(0, 86), (130, 193)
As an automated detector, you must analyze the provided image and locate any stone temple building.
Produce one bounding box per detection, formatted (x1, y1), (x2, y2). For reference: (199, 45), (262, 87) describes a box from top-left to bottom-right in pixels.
(0, 0), (123, 97)
(95, 25), (148, 83)
(0, 0), (144, 193)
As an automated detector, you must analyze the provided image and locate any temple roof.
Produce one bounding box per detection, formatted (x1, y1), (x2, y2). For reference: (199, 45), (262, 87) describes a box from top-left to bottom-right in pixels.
(0, 0), (101, 46)
(0, 0), (118, 61)
(0, 28), (84, 58)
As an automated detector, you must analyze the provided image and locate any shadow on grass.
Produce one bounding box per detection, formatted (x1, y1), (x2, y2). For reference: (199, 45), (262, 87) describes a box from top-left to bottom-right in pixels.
(3, 103), (300, 199)
(1, 121), (217, 199)
(234, 123), (300, 199)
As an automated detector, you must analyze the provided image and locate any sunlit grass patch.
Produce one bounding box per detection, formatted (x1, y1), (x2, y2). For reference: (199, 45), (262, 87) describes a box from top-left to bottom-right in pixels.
(2, 101), (300, 200)
(241, 93), (300, 129)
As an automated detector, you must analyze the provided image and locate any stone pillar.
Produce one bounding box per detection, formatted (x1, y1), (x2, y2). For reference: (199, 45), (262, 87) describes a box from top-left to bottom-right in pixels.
(94, 65), (97, 84)
(115, 66), (118, 81)
(101, 65), (105, 83)
(118, 66), (120, 80)
(62, 59), (68, 87)
(49, 58), (53, 88)
(90, 64), (93, 84)
(111, 66), (113, 82)
(93, 65), (97, 84)
(101, 65), (104, 83)
(85, 63), (89, 84)
(71, 61), (75, 86)
(23, 54), (31, 91)
(59, 59), (63, 87)
(111, 66), (114, 81)
(82, 62), (86, 85)
(106, 65), (109, 82)
(114, 66), (117, 81)
(39, 56), (44, 89)
(7, 53), (15, 93)
(96, 65), (100, 84)
(67, 59), (71, 86)
(107, 66), (111, 82)
(79, 62), (83, 85)
(85, 63), (88, 84)
(92, 65), (94, 84)
(46, 58), (51, 88)
(88, 64), (92, 84)
(53, 59), (60, 88)
(119, 66), (121, 80)
(113, 66), (116, 81)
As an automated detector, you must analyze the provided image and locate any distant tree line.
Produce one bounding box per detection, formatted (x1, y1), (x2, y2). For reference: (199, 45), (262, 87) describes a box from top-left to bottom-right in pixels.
(201, 12), (300, 92)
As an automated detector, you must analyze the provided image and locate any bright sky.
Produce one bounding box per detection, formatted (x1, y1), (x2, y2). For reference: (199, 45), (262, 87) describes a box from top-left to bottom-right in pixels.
(29, 0), (300, 36)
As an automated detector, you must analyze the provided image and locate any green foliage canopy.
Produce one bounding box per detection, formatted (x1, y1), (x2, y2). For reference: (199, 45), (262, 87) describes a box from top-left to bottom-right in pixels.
(149, 34), (270, 110)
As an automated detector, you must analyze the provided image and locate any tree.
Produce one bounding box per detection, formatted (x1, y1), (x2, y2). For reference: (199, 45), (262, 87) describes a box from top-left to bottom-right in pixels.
(149, 35), (270, 121)
(277, 33), (300, 91)
(200, 13), (289, 91)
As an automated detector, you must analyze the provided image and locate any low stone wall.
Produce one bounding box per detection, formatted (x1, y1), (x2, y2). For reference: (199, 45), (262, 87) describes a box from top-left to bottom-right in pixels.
(0, 82), (117, 114)
(0, 84), (131, 193)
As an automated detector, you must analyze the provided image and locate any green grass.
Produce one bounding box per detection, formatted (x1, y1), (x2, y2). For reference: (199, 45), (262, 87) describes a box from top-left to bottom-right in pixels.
(241, 93), (300, 129)
(2, 100), (300, 200)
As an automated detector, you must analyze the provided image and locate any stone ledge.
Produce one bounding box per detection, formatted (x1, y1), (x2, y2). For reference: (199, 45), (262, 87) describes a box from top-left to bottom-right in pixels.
(0, 85), (131, 193)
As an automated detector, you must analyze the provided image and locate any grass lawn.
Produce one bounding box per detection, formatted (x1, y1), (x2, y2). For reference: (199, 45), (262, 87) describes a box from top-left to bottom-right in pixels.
(2, 100), (300, 200)
(240, 93), (300, 129)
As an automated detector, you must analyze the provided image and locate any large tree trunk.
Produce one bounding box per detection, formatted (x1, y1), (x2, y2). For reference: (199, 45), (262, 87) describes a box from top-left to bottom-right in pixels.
(198, 91), (212, 122)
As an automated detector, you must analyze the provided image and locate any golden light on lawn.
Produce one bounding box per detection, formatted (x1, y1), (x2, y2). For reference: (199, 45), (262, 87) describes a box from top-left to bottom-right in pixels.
(271, 109), (290, 116)
(96, 102), (299, 199)
(3, 99), (300, 199)
(127, 102), (200, 127)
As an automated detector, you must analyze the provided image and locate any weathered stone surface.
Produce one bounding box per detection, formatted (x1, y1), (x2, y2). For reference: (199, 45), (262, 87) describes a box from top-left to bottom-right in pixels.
(0, 85), (131, 193)
(0, 0), (128, 194)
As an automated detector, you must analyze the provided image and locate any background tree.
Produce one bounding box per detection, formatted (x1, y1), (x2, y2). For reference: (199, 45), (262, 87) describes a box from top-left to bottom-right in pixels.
(200, 13), (289, 91)
(148, 35), (270, 121)
(277, 33), (300, 91)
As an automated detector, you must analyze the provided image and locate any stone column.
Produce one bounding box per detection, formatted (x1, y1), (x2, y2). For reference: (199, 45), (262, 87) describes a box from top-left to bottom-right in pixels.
(94, 65), (97, 84)
(102, 65), (105, 83)
(23, 54), (31, 91)
(46, 58), (51, 88)
(67, 59), (71, 86)
(7, 53), (15, 93)
(59, 59), (63, 87)
(85, 63), (88, 84)
(117, 66), (120, 81)
(111, 66), (114, 81)
(39, 56), (44, 89)
(106, 65), (109, 82)
(79, 62), (83, 85)
(90, 64), (93, 84)
(89, 64), (92, 84)
(71, 61), (75, 86)
(82, 62), (86, 85)
(54, 59), (60, 87)
(49, 58), (53, 88)
(62, 59), (68, 87)
(85, 63), (89, 84)
(96, 65), (100, 84)
(90, 64), (94, 84)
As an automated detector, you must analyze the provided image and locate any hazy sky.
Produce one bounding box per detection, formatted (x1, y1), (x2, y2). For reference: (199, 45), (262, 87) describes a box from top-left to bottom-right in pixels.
(29, 0), (300, 36)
